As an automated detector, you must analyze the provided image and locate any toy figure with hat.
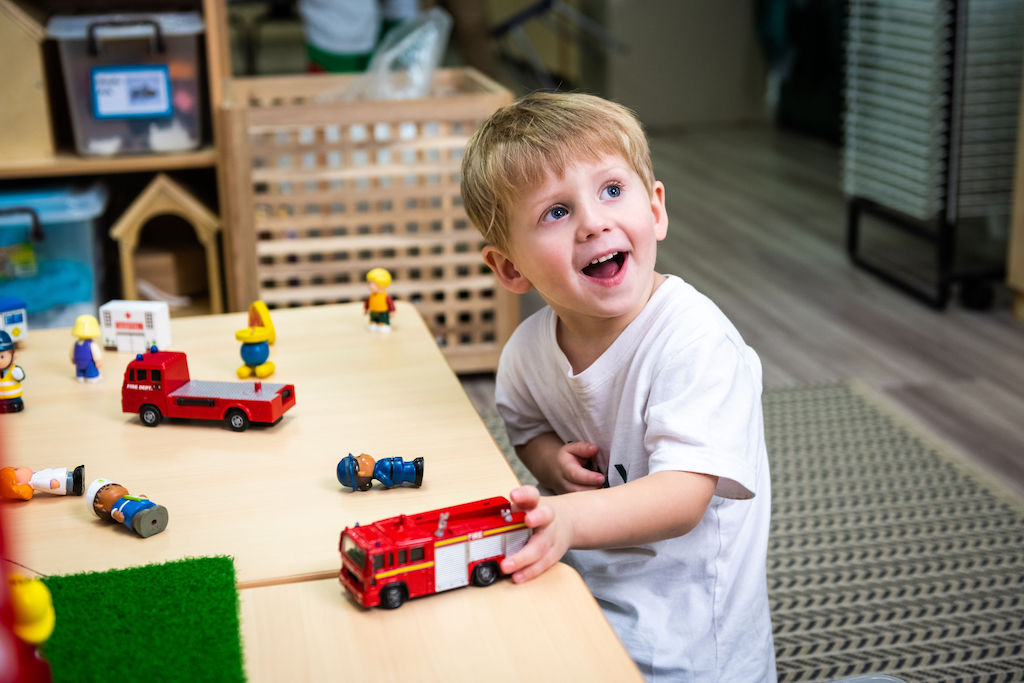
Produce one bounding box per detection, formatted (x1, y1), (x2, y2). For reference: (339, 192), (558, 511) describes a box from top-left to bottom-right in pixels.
(70, 314), (103, 382)
(0, 330), (25, 412)
(86, 478), (168, 538)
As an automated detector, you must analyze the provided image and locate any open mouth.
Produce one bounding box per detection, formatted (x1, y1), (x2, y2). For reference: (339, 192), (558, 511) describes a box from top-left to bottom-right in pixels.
(582, 251), (626, 279)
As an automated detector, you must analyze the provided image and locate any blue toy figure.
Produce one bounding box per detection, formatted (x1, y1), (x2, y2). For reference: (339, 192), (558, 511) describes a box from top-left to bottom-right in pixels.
(337, 452), (375, 491)
(0, 330), (25, 412)
(337, 453), (424, 491)
(86, 477), (169, 538)
(70, 314), (103, 382)
(373, 456), (424, 488)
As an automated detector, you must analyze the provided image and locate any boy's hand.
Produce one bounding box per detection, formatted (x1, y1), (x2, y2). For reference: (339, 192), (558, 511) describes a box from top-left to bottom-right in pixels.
(554, 442), (605, 493)
(501, 485), (574, 583)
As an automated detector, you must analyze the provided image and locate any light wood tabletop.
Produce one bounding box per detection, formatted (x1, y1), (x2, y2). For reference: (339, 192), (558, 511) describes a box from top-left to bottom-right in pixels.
(2, 302), (522, 586)
(240, 562), (641, 682)
(2, 301), (641, 679)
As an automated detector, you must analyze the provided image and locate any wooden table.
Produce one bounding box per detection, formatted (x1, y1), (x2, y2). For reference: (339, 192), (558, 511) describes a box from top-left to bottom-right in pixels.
(2, 302), (639, 680)
(241, 563), (641, 682)
(4, 302), (519, 585)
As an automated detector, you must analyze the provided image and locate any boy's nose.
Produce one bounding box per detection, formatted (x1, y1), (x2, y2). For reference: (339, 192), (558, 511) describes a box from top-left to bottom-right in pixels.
(575, 204), (610, 241)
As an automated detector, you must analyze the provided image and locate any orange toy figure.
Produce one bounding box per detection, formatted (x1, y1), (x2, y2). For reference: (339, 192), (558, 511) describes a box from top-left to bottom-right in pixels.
(363, 268), (395, 332)
(86, 478), (168, 538)
(0, 465), (85, 500)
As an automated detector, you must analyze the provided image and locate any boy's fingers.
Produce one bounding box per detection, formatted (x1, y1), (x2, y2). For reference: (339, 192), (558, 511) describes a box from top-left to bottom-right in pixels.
(508, 485), (539, 512)
(566, 466), (606, 485)
(524, 503), (554, 529)
(564, 441), (599, 458)
(511, 548), (560, 583)
(559, 462), (605, 492)
(501, 534), (544, 574)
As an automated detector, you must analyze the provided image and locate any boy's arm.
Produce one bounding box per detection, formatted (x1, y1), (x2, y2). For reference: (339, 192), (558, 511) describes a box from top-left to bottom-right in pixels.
(515, 432), (606, 493)
(501, 471), (717, 583)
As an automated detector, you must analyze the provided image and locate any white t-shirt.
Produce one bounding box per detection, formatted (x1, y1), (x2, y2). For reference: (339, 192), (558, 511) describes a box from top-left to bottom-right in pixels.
(496, 275), (776, 682)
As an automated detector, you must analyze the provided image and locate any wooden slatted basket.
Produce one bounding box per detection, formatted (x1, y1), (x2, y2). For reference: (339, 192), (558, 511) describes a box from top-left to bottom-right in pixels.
(219, 68), (516, 373)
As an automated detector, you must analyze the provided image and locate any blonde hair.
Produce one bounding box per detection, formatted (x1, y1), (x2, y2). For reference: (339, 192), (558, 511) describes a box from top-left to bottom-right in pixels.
(460, 92), (654, 252)
(365, 268), (392, 287)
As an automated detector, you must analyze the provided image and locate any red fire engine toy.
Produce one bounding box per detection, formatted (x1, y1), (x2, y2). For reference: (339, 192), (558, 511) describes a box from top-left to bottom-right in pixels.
(121, 347), (296, 431)
(339, 496), (530, 609)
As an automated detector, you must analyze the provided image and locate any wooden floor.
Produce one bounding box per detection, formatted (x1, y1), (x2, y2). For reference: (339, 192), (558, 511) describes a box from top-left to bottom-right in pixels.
(461, 125), (1024, 498)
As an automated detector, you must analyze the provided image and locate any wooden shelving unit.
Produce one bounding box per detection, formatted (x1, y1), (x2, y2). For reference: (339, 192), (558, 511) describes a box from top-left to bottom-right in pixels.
(1, 0), (232, 313)
(3, 0), (229, 178)
(0, 146), (218, 179)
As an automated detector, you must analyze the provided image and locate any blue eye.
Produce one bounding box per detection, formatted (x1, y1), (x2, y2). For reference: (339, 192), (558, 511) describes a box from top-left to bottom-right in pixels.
(544, 206), (569, 222)
(601, 185), (622, 199)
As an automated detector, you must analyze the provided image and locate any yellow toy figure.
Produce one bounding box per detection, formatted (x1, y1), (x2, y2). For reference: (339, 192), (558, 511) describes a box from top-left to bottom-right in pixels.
(364, 268), (395, 332)
(0, 330), (25, 412)
(236, 300), (276, 379)
(70, 314), (103, 382)
(8, 573), (55, 680)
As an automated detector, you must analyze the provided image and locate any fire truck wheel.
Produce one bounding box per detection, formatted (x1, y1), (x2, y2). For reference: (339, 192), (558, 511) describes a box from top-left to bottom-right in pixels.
(472, 561), (499, 587)
(380, 583), (407, 610)
(139, 405), (162, 427)
(226, 408), (250, 432)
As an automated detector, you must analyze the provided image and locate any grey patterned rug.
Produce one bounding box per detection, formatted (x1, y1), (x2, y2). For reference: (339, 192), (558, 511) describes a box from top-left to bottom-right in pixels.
(480, 382), (1024, 682)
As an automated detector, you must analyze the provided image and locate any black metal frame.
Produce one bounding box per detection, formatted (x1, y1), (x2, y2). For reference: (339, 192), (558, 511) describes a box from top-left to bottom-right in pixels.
(844, 0), (1007, 310)
(846, 198), (955, 309)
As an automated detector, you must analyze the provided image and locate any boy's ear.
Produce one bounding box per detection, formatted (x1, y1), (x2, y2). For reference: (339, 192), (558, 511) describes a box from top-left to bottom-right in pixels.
(651, 180), (668, 241)
(482, 246), (532, 294)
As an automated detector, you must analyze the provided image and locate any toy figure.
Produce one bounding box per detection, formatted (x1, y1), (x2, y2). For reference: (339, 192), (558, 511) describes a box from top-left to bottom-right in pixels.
(373, 456), (424, 489)
(337, 453), (424, 491)
(236, 301), (276, 379)
(0, 465), (85, 500)
(337, 452), (376, 491)
(0, 330), (25, 412)
(85, 478), (168, 538)
(8, 573), (55, 681)
(364, 268), (395, 332)
(236, 326), (274, 378)
(70, 314), (103, 382)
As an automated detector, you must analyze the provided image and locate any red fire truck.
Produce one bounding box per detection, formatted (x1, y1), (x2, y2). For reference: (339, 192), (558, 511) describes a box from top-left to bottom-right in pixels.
(339, 496), (530, 609)
(121, 348), (296, 431)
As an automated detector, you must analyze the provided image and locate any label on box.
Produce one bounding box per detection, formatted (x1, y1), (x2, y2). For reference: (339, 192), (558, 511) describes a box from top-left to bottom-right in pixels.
(91, 65), (172, 119)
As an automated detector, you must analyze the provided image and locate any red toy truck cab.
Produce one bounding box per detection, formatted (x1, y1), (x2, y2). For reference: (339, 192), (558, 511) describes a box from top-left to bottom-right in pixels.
(121, 348), (295, 431)
(339, 496), (530, 609)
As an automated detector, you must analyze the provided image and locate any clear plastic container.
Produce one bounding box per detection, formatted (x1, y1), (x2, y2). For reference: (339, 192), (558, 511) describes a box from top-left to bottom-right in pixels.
(47, 12), (204, 156)
(0, 183), (109, 328)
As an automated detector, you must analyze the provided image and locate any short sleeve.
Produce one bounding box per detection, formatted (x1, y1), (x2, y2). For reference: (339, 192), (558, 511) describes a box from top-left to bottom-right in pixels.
(644, 333), (764, 499)
(494, 339), (553, 448)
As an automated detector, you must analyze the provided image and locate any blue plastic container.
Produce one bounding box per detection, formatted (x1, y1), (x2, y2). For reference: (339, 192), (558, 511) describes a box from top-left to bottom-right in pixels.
(0, 183), (108, 328)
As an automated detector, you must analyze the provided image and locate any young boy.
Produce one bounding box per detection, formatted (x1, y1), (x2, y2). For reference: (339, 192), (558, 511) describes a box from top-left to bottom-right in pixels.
(460, 92), (776, 681)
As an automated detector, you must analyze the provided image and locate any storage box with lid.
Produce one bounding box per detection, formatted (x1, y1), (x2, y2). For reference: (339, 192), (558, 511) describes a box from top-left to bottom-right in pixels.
(0, 183), (108, 328)
(47, 12), (204, 156)
(220, 68), (517, 373)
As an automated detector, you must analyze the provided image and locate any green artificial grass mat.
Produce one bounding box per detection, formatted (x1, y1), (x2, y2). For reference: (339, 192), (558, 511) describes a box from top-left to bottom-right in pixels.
(41, 556), (244, 683)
